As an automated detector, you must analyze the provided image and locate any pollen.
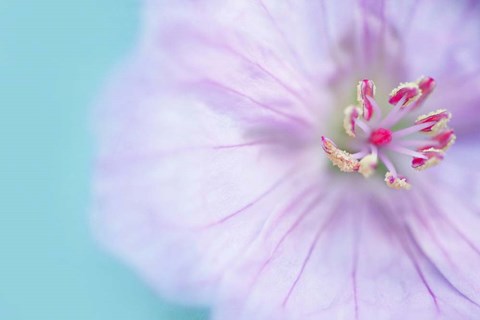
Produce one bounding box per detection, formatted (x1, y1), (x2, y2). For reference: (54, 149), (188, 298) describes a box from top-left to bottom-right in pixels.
(321, 136), (360, 172)
(388, 82), (421, 107)
(415, 109), (451, 134)
(343, 105), (362, 137)
(358, 154), (378, 178)
(412, 148), (444, 171)
(432, 129), (456, 151)
(321, 77), (454, 190)
(385, 172), (411, 190)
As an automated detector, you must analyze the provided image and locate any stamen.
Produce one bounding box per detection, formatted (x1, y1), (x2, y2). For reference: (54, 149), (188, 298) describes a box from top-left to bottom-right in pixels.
(431, 129), (456, 151)
(351, 149), (370, 159)
(357, 79), (376, 121)
(392, 122), (435, 138)
(417, 76), (436, 95)
(415, 109), (451, 134)
(366, 96), (382, 121)
(415, 76), (436, 108)
(321, 76), (453, 190)
(355, 119), (371, 135)
(412, 148), (444, 171)
(359, 154), (378, 178)
(378, 151), (397, 176)
(398, 139), (440, 149)
(321, 136), (360, 172)
(371, 145), (378, 159)
(385, 172), (411, 190)
(379, 95), (407, 128)
(386, 145), (428, 159)
(416, 129), (456, 152)
(388, 82), (422, 107)
(343, 105), (361, 137)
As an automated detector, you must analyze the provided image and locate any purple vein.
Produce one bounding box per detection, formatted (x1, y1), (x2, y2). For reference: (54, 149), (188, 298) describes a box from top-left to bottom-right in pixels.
(404, 224), (480, 309)
(351, 206), (362, 320)
(420, 188), (480, 257)
(184, 29), (313, 110)
(377, 200), (439, 310)
(197, 164), (299, 229)
(192, 182), (321, 288)
(256, 0), (305, 72)
(242, 184), (324, 295)
(282, 201), (342, 307)
(98, 140), (273, 174)
(212, 139), (273, 150)
(404, 231), (439, 310)
(377, 202), (439, 310)
(407, 194), (455, 266)
(206, 80), (311, 127)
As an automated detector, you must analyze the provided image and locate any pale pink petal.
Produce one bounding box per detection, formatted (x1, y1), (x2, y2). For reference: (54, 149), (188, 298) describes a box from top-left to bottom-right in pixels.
(212, 187), (480, 319)
(93, 59), (323, 304)
(403, 141), (480, 307)
(390, 0), (480, 131)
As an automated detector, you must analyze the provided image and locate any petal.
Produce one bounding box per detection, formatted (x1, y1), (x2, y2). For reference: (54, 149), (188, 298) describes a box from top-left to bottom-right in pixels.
(212, 187), (480, 319)
(93, 59), (322, 304)
(393, 0), (480, 132)
(146, 0), (335, 110)
(404, 140), (480, 309)
(95, 0), (334, 306)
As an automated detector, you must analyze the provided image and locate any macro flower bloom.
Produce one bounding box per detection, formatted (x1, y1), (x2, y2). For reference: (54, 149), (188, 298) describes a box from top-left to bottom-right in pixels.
(94, 1), (480, 319)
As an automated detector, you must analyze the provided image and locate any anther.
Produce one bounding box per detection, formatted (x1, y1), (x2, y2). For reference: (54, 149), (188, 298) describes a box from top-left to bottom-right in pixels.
(357, 80), (376, 121)
(359, 154), (378, 178)
(411, 148), (444, 171)
(415, 109), (451, 134)
(343, 105), (361, 137)
(385, 172), (411, 190)
(417, 76), (436, 96)
(432, 129), (456, 151)
(321, 136), (360, 172)
(388, 82), (422, 107)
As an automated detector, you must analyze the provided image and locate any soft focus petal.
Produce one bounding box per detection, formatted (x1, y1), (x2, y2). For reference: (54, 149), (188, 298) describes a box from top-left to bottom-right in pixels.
(390, 0), (480, 133)
(212, 188), (480, 319)
(94, 59), (324, 303)
(405, 141), (480, 307)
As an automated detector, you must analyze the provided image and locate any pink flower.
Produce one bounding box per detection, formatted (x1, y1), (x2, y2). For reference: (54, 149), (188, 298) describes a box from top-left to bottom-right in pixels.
(94, 1), (480, 319)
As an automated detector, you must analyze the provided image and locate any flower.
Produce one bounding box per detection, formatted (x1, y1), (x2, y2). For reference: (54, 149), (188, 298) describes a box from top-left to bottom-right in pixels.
(93, 1), (480, 319)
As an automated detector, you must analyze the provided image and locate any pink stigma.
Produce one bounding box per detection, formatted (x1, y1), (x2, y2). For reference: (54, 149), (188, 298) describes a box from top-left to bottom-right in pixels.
(369, 128), (392, 146)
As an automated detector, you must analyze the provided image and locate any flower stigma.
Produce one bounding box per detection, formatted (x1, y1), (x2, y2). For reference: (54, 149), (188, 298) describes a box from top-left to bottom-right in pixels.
(322, 77), (455, 190)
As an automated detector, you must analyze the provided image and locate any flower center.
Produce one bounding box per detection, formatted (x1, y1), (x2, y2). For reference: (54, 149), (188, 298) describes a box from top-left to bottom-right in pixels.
(322, 77), (456, 190)
(369, 128), (392, 146)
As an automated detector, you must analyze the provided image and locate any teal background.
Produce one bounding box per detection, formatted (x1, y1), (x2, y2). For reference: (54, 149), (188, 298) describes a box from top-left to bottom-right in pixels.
(0, 1), (207, 319)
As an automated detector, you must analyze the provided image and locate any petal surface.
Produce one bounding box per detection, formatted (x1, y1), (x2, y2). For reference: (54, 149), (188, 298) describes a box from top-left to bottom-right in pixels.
(212, 187), (480, 320)
(94, 59), (322, 304)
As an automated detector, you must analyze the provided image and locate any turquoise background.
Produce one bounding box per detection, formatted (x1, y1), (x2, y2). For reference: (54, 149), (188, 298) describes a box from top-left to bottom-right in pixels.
(0, 1), (207, 319)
